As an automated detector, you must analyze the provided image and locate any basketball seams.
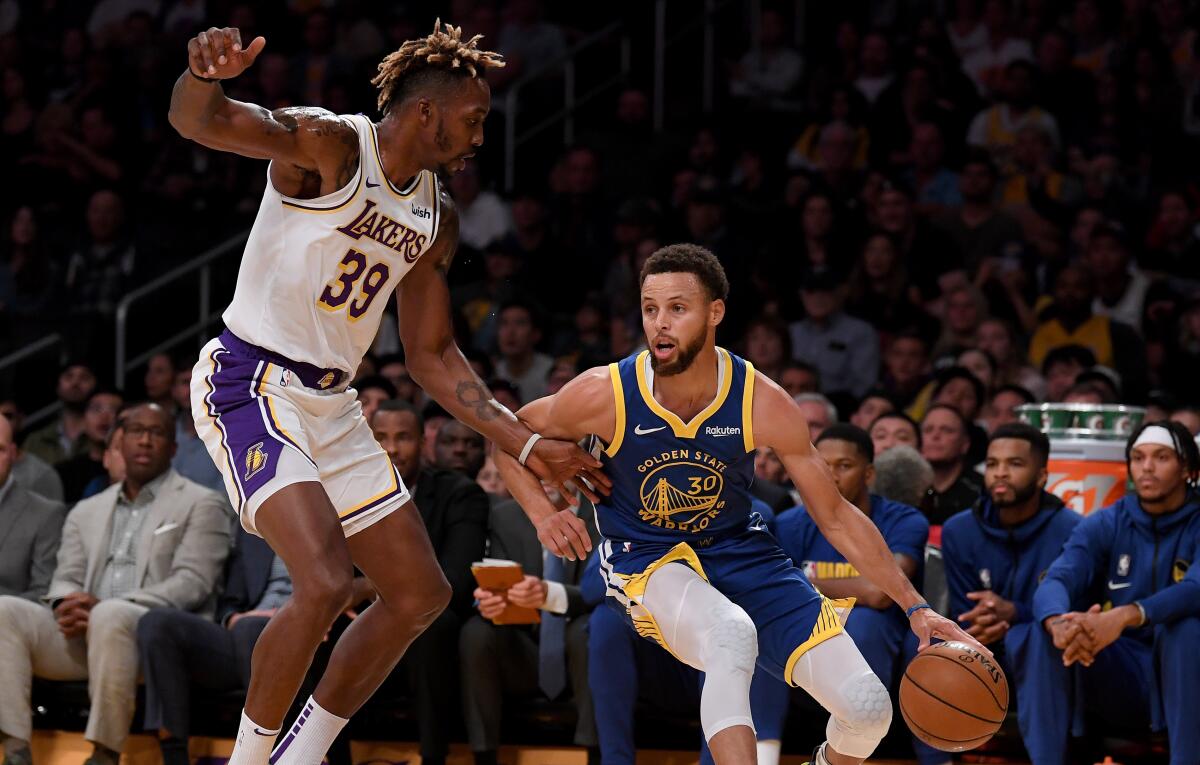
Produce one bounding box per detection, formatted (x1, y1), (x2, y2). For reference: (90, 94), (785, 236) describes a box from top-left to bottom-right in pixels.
(901, 670), (1006, 725)
(899, 705), (992, 749)
(917, 652), (1009, 713)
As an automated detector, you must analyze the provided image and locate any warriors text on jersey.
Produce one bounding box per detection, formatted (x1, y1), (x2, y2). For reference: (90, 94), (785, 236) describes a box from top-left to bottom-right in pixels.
(222, 113), (442, 374)
(596, 347), (758, 544)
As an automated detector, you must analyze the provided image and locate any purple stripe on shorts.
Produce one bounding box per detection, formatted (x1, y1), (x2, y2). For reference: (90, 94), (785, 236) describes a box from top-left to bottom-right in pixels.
(203, 348), (245, 509)
(204, 348), (286, 502)
(338, 464), (406, 524)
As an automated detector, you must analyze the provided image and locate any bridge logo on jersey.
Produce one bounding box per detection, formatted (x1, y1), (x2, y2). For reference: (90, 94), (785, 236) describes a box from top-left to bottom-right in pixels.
(636, 449), (728, 533)
(336, 200), (428, 262)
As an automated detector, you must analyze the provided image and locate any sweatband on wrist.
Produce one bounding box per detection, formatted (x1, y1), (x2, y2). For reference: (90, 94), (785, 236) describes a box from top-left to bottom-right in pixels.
(189, 68), (217, 83)
(906, 603), (932, 618)
(518, 433), (543, 466)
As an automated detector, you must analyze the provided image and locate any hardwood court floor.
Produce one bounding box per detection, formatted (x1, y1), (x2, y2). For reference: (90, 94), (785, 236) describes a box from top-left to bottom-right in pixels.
(32, 731), (1029, 765)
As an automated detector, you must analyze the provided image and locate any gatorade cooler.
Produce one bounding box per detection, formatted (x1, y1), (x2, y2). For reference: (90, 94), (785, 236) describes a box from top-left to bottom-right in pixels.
(1016, 404), (1147, 515)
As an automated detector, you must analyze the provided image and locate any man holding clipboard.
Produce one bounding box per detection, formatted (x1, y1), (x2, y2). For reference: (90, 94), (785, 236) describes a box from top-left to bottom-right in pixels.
(461, 490), (602, 765)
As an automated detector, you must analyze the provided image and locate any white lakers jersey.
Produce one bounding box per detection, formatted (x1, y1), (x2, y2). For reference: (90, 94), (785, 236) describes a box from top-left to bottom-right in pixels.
(222, 113), (442, 373)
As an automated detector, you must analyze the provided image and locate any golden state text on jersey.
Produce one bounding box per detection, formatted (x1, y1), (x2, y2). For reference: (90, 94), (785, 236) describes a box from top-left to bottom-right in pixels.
(222, 114), (441, 375)
(594, 348), (759, 544)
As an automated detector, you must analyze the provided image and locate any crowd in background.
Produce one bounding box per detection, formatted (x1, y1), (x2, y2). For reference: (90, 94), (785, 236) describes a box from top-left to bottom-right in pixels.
(4, 0), (1200, 764)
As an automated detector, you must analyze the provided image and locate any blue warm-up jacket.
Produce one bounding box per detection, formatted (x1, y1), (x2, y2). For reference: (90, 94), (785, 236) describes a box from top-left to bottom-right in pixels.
(943, 491), (1079, 627)
(1033, 492), (1200, 635)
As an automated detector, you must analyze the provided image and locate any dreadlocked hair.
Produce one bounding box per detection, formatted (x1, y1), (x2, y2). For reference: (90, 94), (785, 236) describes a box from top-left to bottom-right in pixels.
(1126, 420), (1200, 487)
(371, 19), (505, 115)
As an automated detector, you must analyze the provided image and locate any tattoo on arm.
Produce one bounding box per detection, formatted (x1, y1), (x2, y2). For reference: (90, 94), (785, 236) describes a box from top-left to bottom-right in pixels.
(457, 380), (501, 422)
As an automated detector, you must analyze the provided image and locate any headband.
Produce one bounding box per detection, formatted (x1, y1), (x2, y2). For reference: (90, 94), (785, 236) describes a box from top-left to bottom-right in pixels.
(1132, 425), (1178, 453)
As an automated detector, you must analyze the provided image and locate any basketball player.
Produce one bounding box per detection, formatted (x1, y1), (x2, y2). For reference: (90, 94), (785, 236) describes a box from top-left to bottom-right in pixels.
(496, 244), (987, 765)
(168, 23), (608, 765)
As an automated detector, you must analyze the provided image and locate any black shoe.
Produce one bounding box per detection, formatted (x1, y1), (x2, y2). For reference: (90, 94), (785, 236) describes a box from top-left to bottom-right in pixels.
(2, 748), (32, 765)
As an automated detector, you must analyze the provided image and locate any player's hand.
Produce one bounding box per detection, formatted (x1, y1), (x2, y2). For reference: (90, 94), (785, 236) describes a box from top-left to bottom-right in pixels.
(960, 590), (1017, 625)
(507, 575), (549, 609)
(1068, 604), (1136, 665)
(1044, 612), (1097, 665)
(188, 27), (266, 80)
(911, 608), (995, 658)
(524, 438), (611, 506)
(474, 587), (508, 620)
(959, 590), (1016, 644)
(535, 508), (593, 561)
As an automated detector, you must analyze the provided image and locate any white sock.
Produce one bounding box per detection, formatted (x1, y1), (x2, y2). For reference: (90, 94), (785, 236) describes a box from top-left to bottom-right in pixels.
(269, 697), (348, 765)
(813, 742), (830, 765)
(229, 710), (280, 765)
(756, 739), (781, 765)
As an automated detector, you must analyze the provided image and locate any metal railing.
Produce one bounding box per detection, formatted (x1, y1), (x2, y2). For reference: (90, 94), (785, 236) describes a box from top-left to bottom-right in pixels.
(0, 333), (65, 429)
(503, 21), (631, 191)
(653, 0), (745, 130)
(114, 230), (248, 390)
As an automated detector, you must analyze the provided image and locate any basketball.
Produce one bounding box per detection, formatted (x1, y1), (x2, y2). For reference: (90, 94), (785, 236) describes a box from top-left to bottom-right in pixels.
(899, 641), (1009, 752)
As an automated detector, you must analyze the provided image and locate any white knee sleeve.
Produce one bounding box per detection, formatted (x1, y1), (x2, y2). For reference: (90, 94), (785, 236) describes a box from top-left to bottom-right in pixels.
(696, 601), (758, 740)
(791, 633), (892, 759)
(640, 563), (759, 741)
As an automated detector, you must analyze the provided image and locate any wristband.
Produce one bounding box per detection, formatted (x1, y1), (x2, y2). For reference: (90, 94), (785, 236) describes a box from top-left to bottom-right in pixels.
(518, 433), (543, 466)
(1133, 601), (1147, 627)
(189, 68), (218, 83)
(906, 602), (932, 618)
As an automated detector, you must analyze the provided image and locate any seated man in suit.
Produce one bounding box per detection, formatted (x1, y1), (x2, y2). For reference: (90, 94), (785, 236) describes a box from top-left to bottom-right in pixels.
(0, 404), (231, 765)
(1, 399), (65, 501)
(461, 493), (601, 765)
(0, 413), (67, 602)
(372, 402), (489, 765)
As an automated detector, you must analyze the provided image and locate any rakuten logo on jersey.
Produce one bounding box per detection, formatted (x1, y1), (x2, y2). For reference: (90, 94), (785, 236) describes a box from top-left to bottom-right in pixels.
(705, 426), (740, 437)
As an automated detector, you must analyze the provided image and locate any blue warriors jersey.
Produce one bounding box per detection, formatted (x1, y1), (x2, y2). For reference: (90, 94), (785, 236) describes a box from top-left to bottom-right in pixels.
(595, 348), (758, 544)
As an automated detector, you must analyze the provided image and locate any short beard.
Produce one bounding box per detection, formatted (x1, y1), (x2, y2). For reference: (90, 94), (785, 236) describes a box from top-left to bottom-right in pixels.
(651, 331), (707, 377)
(990, 480), (1039, 508)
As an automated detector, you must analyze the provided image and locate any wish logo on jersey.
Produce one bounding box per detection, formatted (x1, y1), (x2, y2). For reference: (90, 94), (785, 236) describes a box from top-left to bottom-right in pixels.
(635, 448), (729, 533)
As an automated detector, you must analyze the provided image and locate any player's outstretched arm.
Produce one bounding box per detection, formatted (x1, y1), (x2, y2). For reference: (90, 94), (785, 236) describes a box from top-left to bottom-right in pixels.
(752, 372), (992, 655)
(494, 368), (617, 560)
(397, 200), (610, 505)
(169, 27), (358, 197)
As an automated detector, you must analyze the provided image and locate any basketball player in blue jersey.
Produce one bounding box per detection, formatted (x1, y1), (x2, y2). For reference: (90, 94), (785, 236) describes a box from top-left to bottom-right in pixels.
(496, 244), (988, 765)
(168, 22), (608, 765)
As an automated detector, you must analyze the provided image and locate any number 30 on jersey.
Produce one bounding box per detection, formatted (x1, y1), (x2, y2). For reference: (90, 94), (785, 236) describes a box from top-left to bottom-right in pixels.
(317, 248), (390, 321)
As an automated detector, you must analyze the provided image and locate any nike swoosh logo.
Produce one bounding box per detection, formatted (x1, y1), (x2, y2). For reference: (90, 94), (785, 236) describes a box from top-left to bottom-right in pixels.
(365, 178), (380, 188)
(634, 424), (666, 435)
(1108, 580), (1133, 590)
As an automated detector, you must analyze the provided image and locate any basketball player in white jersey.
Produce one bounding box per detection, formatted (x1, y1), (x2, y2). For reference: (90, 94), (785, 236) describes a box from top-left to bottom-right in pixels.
(168, 22), (609, 765)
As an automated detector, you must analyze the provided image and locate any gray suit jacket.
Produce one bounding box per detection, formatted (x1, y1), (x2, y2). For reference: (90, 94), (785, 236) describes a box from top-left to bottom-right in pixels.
(487, 498), (601, 619)
(45, 469), (232, 617)
(0, 480), (67, 601)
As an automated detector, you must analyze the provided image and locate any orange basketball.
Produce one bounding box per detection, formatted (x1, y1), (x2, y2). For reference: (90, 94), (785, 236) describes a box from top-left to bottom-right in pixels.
(899, 641), (1009, 752)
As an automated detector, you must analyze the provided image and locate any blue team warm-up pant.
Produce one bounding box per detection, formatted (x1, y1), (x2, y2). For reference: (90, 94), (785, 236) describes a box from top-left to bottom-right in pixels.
(1017, 615), (1200, 765)
(750, 605), (908, 751)
(589, 604), (787, 764)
